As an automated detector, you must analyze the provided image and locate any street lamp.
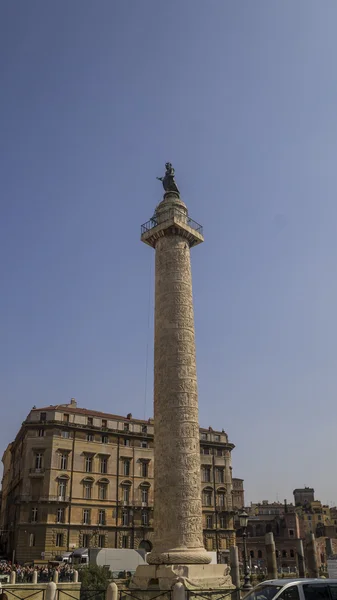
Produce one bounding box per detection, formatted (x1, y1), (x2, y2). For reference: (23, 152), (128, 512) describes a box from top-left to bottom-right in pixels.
(239, 510), (252, 591)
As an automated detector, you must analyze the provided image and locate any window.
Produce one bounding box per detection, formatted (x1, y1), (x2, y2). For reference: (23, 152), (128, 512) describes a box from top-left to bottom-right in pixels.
(29, 533), (35, 547)
(142, 425), (147, 434)
(122, 535), (129, 548)
(203, 490), (212, 506)
(142, 511), (148, 526)
(217, 449), (222, 457)
(99, 484), (107, 500)
(62, 431), (70, 439)
(123, 487), (130, 504)
(35, 453), (43, 470)
(98, 510), (106, 526)
(57, 508), (65, 523)
(202, 466), (211, 483)
(141, 441), (148, 448)
(87, 433), (94, 442)
(218, 493), (226, 508)
(38, 429), (45, 437)
(122, 509), (129, 526)
(40, 412), (47, 422)
(31, 507), (38, 523)
(290, 549), (295, 558)
(329, 586), (337, 600)
(281, 587), (300, 600)
(220, 515), (225, 528)
(206, 515), (213, 528)
(276, 550), (279, 558)
(141, 488), (148, 505)
(63, 414), (69, 423)
(55, 533), (64, 547)
(60, 454), (68, 470)
(308, 515), (312, 521)
(258, 550), (263, 559)
(85, 456), (93, 473)
(250, 550), (254, 558)
(216, 468), (224, 483)
(100, 457), (108, 474)
(303, 585), (329, 600)
(282, 550), (287, 558)
(98, 535), (105, 548)
(289, 529), (294, 537)
(58, 479), (67, 500)
(83, 509), (91, 524)
(123, 439), (130, 446)
(123, 460), (130, 476)
(141, 462), (148, 478)
(124, 423), (129, 432)
(201, 433), (207, 440)
(82, 534), (89, 547)
(102, 419), (107, 428)
(87, 417), (93, 426)
(101, 435), (108, 444)
(84, 482), (92, 499)
(214, 435), (220, 442)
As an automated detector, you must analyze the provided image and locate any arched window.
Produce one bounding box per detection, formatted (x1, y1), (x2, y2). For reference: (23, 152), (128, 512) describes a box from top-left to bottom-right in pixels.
(140, 481), (150, 505)
(282, 550), (287, 558)
(202, 487), (213, 507)
(57, 475), (69, 500)
(258, 550), (262, 559)
(217, 488), (227, 509)
(82, 477), (94, 500)
(97, 478), (109, 500)
(250, 550), (254, 558)
(290, 549), (295, 558)
(121, 480), (132, 505)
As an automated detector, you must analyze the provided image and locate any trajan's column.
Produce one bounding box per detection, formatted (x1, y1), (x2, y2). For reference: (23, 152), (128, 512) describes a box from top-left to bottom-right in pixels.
(133, 164), (233, 590)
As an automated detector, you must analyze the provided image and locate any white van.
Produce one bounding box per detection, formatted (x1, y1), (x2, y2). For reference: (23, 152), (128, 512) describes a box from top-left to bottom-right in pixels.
(243, 578), (337, 600)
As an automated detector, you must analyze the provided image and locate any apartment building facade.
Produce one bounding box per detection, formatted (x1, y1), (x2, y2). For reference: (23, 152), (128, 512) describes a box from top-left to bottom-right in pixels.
(0, 400), (237, 564)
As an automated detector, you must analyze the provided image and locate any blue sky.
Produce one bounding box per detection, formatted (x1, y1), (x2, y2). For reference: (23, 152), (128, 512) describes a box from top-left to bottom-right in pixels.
(1, 1), (337, 506)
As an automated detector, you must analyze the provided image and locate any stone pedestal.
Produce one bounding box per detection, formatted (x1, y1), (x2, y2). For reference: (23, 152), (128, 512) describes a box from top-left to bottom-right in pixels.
(132, 563), (234, 591)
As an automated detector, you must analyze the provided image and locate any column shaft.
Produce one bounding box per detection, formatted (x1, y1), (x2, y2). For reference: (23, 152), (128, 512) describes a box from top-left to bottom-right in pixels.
(147, 234), (209, 565)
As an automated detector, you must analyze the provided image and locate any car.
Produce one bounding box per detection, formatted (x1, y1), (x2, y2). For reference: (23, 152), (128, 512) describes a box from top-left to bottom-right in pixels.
(243, 578), (337, 600)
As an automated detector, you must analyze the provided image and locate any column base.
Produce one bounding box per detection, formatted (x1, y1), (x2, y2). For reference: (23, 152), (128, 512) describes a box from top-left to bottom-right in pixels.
(131, 563), (235, 591)
(147, 547), (211, 565)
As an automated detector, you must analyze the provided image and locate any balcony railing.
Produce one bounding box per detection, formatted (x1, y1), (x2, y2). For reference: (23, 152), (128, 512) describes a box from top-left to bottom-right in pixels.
(141, 208), (203, 236)
(16, 494), (70, 503)
(29, 468), (45, 475)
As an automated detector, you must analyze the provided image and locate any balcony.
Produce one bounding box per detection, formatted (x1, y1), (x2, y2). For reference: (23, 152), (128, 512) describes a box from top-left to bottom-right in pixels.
(141, 207), (204, 248)
(16, 494), (70, 503)
(29, 468), (45, 477)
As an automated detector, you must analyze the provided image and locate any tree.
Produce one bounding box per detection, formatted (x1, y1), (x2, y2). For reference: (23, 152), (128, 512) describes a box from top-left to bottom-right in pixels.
(79, 565), (112, 600)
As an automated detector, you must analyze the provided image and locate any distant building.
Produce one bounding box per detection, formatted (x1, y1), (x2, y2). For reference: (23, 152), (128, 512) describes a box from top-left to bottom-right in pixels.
(293, 487), (315, 506)
(235, 503), (301, 571)
(232, 478), (245, 510)
(249, 500), (294, 517)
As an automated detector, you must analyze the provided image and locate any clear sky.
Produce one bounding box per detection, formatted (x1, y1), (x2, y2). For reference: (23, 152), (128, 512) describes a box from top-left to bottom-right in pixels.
(1, 1), (337, 506)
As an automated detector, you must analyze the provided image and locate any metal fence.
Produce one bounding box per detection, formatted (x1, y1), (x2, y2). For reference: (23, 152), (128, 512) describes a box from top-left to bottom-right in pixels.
(141, 208), (203, 237)
(0, 588), (46, 600)
(187, 590), (241, 600)
(79, 589), (106, 600)
(119, 590), (172, 600)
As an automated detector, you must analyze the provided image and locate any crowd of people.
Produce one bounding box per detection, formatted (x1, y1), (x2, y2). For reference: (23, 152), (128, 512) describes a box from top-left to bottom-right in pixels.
(0, 560), (76, 582)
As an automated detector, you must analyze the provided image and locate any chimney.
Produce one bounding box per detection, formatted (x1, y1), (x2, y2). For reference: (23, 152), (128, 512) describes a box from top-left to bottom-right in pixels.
(70, 398), (77, 408)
